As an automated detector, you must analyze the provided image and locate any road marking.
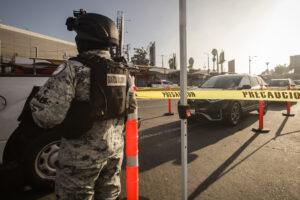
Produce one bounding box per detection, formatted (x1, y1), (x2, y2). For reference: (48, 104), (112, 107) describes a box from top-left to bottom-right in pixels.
(140, 127), (181, 140)
(140, 123), (199, 140)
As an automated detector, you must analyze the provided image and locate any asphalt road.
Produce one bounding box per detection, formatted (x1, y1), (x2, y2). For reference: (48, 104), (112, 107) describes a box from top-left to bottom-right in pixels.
(2, 99), (300, 199)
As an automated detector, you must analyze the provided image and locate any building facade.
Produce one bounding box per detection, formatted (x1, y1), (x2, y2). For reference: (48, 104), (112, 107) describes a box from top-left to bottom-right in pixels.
(0, 24), (77, 64)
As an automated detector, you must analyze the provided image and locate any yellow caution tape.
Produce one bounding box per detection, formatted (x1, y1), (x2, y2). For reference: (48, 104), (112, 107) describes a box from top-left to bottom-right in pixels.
(137, 86), (194, 91)
(137, 87), (175, 91)
(135, 89), (300, 102)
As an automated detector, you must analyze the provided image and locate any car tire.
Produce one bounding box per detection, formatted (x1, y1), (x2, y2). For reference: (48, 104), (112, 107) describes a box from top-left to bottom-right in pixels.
(225, 101), (241, 126)
(138, 117), (142, 129)
(187, 115), (197, 124)
(23, 130), (61, 189)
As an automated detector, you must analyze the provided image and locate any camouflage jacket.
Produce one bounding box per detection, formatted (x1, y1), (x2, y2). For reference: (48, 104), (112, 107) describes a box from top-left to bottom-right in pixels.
(30, 50), (137, 129)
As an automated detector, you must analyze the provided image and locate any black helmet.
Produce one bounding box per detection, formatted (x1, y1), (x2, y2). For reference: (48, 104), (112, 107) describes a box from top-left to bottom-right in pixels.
(66, 11), (119, 48)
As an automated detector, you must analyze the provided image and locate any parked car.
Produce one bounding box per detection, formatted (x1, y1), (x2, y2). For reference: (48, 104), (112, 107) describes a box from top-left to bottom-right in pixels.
(187, 74), (268, 125)
(151, 80), (178, 87)
(293, 80), (300, 87)
(0, 75), (56, 188)
(267, 78), (297, 104)
(268, 78), (295, 88)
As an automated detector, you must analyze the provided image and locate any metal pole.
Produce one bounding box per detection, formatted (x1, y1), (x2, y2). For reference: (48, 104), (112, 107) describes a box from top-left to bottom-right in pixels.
(249, 56), (251, 74)
(207, 54), (210, 72)
(216, 54), (219, 73)
(126, 44), (130, 61)
(179, 0), (188, 199)
(120, 12), (124, 56)
(0, 40), (2, 74)
(33, 47), (38, 75)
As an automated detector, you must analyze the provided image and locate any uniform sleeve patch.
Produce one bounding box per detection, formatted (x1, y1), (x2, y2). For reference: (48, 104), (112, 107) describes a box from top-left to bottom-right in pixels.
(52, 63), (66, 76)
(107, 74), (126, 86)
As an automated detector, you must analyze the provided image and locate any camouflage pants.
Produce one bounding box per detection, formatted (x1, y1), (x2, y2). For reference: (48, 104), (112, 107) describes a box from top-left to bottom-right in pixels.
(55, 118), (125, 200)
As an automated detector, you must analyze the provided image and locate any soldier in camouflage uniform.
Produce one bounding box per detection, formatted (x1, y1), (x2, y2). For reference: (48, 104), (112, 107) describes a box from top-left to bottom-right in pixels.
(30, 10), (136, 200)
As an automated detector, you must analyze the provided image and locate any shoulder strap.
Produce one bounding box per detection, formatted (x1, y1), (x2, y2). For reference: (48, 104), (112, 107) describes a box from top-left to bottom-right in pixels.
(69, 54), (102, 69)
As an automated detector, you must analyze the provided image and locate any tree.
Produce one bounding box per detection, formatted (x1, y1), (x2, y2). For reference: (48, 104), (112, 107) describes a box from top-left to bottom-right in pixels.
(188, 57), (194, 69)
(131, 47), (149, 65)
(260, 64), (293, 76)
(261, 69), (269, 76)
(274, 64), (290, 75)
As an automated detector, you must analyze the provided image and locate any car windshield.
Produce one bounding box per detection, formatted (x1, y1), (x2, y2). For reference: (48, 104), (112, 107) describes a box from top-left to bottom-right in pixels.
(200, 76), (242, 89)
(268, 80), (289, 87)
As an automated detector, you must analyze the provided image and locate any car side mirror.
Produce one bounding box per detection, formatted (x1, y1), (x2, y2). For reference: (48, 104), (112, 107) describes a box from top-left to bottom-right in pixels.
(238, 85), (251, 90)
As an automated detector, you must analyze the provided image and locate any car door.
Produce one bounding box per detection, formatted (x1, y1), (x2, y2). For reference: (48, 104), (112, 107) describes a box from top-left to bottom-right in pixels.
(248, 76), (261, 110)
(238, 76), (253, 111)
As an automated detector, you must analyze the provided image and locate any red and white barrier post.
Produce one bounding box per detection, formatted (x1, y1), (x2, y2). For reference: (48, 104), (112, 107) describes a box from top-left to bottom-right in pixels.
(165, 86), (174, 116)
(126, 87), (139, 200)
(252, 84), (270, 133)
(282, 85), (295, 117)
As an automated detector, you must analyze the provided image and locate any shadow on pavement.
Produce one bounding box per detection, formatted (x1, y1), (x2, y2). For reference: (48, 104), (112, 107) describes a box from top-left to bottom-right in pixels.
(188, 132), (260, 199)
(189, 115), (300, 199)
(268, 102), (297, 111)
(138, 112), (258, 173)
(172, 153), (198, 165)
(121, 196), (150, 200)
(274, 116), (289, 139)
(0, 182), (53, 200)
(140, 115), (169, 122)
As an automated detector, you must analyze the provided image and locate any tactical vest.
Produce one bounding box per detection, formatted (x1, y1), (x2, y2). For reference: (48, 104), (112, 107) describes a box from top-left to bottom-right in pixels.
(60, 54), (130, 139)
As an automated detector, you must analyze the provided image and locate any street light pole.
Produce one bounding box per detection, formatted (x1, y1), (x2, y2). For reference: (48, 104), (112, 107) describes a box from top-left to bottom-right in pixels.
(249, 56), (251, 74)
(204, 53), (210, 73)
(211, 49), (218, 73)
(249, 56), (256, 74)
(266, 62), (269, 73)
(33, 46), (38, 75)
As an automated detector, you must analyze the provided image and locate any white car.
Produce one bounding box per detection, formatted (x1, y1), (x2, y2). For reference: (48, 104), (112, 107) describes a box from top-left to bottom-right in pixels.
(0, 75), (62, 189)
(151, 80), (178, 87)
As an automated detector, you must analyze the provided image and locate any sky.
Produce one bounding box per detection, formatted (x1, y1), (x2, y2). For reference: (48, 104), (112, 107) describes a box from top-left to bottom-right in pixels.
(1, 0), (300, 75)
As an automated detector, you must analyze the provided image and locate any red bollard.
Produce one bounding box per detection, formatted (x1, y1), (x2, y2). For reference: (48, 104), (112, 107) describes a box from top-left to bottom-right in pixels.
(126, 117), (138, 200)
(126, 84), (139, 200)
(252, 84), (270, 133)
(164, 86), (174, 116)
(282, 85), (295, 117)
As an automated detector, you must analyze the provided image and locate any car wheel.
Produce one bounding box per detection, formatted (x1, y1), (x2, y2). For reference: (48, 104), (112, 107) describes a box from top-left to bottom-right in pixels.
(24, 130), (61, 189)
(225, 101), (241, 125)
(187, 115), (197, 124)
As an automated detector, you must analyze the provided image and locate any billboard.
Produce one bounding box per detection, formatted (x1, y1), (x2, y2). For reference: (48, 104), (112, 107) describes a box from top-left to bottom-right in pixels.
(219, 51), (225, 64)
(290, 55), (300, 74)
(228, 59), (235, 73)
